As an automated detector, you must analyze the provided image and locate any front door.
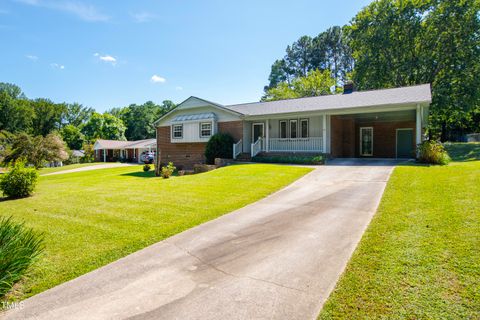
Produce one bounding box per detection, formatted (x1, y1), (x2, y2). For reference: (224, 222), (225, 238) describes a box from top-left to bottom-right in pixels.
(360, 127), (373, 156)
(252, 123), (264, 143)
(396, 129), (414, 158)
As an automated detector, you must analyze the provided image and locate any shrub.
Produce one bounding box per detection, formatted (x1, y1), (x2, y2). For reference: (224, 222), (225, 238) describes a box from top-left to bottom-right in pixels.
(161, 162), (176, 179)
(205, 133), (235, 164)
(143, 164), (151, 172)
(0, 216), (44, 298)
(417, 140), (451, 165)
(0, 161), (38, 198)
(252, 154), (324, 165)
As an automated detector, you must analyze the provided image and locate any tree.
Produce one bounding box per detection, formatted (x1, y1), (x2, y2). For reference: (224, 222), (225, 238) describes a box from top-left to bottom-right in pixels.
(0, 83), (26, 100)
(262, 69), (336, 101)
(3, 133), (68, 168)
(285, 36), (313, 78)
(0, 91), (34, 133)
(63, 103), (94, 127)
(102, 113), (126, 140)
(82, 112), (104, 140)
(108, 100), (176, 141)
(61, 124), (84, 150)
(265, 26), (353, 91)
(31, 99), (66, 136)
(82, 113), (126, 141)
(347, 0), (480, 140)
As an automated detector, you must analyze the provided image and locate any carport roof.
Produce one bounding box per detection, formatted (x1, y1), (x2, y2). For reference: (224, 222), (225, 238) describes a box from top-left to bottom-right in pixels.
(94, 139), (156, 150)
(224, 84), (431, 116)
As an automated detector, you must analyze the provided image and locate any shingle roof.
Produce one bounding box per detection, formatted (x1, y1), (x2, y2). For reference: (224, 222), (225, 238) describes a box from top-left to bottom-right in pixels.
(224, 84), (431, 116)
(94, 138), (156, 150)
(124, 139), (156, 149)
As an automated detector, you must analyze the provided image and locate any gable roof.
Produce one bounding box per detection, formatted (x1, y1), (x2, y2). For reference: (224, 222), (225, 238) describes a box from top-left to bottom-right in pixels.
(224, 84), (431, 116)
(153, 96), (242, 126)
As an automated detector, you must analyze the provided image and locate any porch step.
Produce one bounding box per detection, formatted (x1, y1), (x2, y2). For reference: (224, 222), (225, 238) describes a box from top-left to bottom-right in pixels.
(235, 153), (252, 161)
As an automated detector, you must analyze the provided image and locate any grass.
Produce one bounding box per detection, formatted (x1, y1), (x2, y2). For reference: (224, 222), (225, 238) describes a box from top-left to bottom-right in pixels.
(444, 142), (480, 161)
(39, 162), (104, 174)
(0, 164), (311, 301)
(319, 143), (480, 319)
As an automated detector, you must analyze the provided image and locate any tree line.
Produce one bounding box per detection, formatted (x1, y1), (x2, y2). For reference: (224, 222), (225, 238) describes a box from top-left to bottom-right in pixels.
(264, 0), (480, 140)
(0, 82), (175, 166)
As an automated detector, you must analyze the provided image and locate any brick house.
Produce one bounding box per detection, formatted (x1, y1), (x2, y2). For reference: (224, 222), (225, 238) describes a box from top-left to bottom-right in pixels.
(154, 84), (431, 169)
(93, 139), (156, 163)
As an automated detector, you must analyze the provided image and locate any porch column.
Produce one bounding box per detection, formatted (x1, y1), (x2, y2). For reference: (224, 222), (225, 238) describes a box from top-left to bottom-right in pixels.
(103, 149), (106, 162)
(416, 104), (422, 145)
(265, 119), (269, 152)
(322, 114), (327, 153)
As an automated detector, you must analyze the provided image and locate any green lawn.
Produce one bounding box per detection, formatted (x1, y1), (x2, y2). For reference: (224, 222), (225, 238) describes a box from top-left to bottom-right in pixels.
(39, 162), (104, 174)
(0, 164), (311, 301)
(445, 142), (480, 162)
(319, 144), (480, 319)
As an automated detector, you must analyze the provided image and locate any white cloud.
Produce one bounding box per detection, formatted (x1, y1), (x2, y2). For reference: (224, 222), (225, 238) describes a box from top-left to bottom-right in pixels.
(15, 0), (109, 22)
(94, 53), (117, 65)
(25, 54), (38, 61)
(131, 11), (157, 23)
(51, 63), (65, 69)
(175, 86), (183, 91)
(151, 75), (166, 83)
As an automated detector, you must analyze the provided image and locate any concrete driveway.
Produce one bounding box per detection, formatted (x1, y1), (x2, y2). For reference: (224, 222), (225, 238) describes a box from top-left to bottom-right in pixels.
(4, 160), (398, 320)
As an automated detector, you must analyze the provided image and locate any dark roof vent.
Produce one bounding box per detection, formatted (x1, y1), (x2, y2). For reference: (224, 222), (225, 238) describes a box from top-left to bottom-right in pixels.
(343, 82), (354, 94)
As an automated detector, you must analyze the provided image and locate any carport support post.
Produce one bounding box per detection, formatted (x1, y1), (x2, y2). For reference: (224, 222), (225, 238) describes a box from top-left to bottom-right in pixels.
(265, 119), (269, 152)
(416, 104), (422, 145)
(103, 149), (106, 162)
(322, 114), (327, 153)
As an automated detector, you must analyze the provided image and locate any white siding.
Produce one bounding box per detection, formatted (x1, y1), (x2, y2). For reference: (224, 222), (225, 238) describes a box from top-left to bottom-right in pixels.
(171, 120), (215, 143)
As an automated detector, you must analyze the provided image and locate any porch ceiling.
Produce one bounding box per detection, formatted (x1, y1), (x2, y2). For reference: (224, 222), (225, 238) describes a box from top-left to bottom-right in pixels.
(337, 110), (415, 123)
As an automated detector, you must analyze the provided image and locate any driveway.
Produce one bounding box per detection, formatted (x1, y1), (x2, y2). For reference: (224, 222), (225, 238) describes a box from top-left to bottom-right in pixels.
(4, 160), (398, 320)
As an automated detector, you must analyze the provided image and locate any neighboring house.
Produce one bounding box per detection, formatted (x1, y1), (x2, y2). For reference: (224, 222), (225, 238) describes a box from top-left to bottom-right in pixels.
(93, 139), (156, 163)
(154, 84), (432, 169)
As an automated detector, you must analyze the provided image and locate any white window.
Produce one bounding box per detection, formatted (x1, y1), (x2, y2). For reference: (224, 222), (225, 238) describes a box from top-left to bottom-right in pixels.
(279, 120), (287, 139)
(200, 122), (212, 138)
(172, 124), (183, 139)
(300, 119), (309, 138)
(290, 119), (297, 138)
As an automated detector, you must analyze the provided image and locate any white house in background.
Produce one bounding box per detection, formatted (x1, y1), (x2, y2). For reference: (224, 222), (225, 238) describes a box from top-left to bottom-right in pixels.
(93, 138), (156, 163)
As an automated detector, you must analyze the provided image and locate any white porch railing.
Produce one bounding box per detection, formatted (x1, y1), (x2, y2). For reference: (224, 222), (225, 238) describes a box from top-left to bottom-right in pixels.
(251, 137), (263, 157)
(233, 139), (243, 159)
(269, 137), (323, 152)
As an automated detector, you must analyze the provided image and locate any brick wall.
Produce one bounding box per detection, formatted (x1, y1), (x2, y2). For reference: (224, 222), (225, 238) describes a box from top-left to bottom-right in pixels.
(331, 116), (355, 157)
(331, 115), (415, 158)
(157, 121), (243, 169)
(218, 121), (243, 141)
(355, 121), (415, 158)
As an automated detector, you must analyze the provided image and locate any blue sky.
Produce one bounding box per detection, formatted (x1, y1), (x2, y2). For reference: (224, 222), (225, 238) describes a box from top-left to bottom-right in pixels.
(0, 0), (372, 112)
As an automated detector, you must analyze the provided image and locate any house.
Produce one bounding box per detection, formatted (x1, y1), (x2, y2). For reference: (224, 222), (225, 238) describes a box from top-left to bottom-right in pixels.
(93, 138), (156, 163)
(154, 84), (431, 169)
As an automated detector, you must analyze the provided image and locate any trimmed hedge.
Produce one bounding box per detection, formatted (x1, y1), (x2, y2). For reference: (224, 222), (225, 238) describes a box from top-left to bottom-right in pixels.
(252, 155), (324, 165)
